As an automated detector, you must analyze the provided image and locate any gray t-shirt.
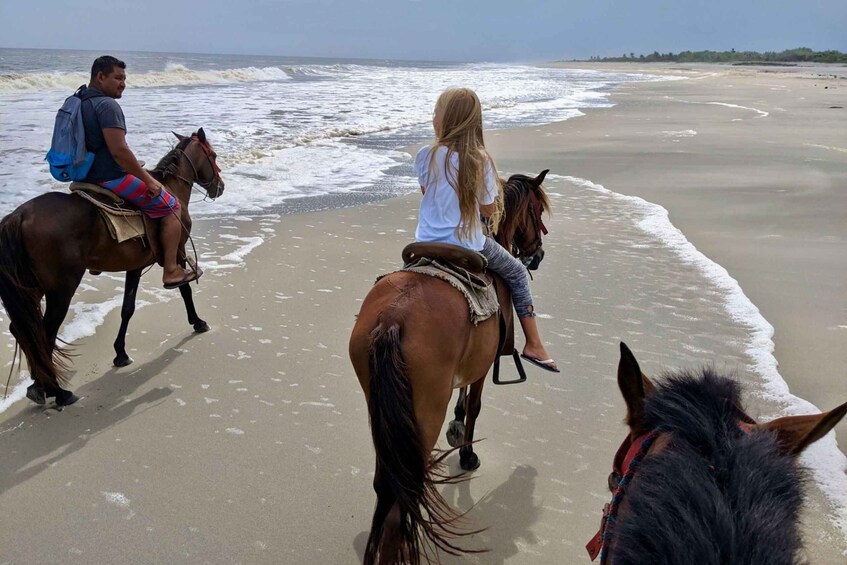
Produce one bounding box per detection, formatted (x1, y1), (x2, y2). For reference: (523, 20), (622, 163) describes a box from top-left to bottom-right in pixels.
(80, 87), (127, 183)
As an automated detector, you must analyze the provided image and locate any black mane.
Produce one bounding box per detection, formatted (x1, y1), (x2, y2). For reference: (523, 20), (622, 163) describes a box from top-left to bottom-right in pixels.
(501, 174), (534, 220)
(152, 136), (192, 177)
(612, 370), (805, 564)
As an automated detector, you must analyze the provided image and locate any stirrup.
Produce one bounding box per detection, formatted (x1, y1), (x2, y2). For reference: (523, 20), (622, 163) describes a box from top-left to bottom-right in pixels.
(492, 351), (527, 385)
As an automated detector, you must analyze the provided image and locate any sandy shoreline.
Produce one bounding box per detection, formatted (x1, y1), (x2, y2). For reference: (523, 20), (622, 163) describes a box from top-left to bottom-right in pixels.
(501, 61), (847, 439)
(1, 63), (845, 563)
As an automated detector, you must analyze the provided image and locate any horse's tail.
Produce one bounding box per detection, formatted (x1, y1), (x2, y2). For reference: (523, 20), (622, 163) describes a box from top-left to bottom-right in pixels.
(364, 320), (476, 565)
(0, 212), (63, 390)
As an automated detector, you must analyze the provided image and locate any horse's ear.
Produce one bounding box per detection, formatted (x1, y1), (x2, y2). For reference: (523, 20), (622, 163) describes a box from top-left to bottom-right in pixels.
(755, 401), (847, 456)
(173, 131), (186, 141)
(618, 342), (654, 436)
(197, 128), (207, 143)
(534, 169), (549, 186)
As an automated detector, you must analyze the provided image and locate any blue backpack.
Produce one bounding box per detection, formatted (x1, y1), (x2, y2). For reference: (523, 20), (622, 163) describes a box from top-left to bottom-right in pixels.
(45, 85), (102, 182)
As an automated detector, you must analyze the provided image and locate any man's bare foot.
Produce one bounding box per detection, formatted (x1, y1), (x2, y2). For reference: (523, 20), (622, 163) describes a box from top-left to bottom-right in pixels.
(163, 267), (202, 289)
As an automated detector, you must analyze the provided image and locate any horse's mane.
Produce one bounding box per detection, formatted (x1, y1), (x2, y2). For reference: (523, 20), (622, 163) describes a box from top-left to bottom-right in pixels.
(497, 174), (549, 251)
(152, 137), (192, 177)
(612, 370), (805, 565)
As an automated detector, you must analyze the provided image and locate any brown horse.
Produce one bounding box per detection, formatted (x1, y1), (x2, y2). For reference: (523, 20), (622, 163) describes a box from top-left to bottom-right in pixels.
(349, 170), (551, 565)
(0, 129), (224, 407)
(588, 342), (847, 564)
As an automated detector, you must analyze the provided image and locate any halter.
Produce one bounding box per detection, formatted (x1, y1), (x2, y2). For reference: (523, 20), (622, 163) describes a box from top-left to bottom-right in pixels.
(506, 183), (547, 264)
(529, 190), (548, 239)
(586, 430), (658, 563)
(588, 411), (756, 563)
(516, 190), (547, 271)
(171, 135), (222, 192)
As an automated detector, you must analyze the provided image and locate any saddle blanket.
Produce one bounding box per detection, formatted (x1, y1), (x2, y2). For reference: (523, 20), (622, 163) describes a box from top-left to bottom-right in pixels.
(379, 257), (500, 325)
(70, 182), (146, 243)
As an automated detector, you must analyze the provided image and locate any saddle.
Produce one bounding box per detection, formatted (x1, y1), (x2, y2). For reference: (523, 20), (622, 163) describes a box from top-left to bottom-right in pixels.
(401, 243), (526, 384)
(402, 242), (487, 274)
(69, 181), (163, 268)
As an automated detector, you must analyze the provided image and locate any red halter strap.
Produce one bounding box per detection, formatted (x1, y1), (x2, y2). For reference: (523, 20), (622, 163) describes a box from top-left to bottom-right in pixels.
(587, 419), (754, 562)
(586, 431), (657, 561)
(191, 135), (221, 174)
(528, 190), (548, 236)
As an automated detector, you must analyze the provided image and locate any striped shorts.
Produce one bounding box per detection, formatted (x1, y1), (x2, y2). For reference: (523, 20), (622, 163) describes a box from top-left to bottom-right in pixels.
(99, 175), (181, 219)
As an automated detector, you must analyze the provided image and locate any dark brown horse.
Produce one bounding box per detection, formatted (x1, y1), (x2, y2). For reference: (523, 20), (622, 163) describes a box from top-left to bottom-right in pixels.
(589, 342), (847, 564)
(0, 129), (224, 407)
(349, 170), (551, 565)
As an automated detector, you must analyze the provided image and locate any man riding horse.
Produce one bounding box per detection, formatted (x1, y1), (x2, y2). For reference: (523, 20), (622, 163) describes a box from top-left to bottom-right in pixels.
(80, 55), (201, 289)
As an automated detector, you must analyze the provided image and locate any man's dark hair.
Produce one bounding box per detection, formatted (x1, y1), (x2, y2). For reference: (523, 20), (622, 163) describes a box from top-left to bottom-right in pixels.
(90, 56), (126, 81)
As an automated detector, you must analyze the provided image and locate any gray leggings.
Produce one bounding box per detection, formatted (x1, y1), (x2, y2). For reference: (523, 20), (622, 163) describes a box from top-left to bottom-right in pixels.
(481, 237), (535, 318)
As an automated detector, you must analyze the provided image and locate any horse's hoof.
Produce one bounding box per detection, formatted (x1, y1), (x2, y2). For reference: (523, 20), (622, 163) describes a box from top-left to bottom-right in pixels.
(193, 321), (210, 333)
(446, 420), (466, 448)
(459, 449), (480, 471)
(26, 385), (46, 405)
(55, 389), (80, 407)
(113, 355), (133, 367)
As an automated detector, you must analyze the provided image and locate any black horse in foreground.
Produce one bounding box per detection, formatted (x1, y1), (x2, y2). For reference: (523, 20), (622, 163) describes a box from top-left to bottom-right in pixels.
(590, 343), (847, 564)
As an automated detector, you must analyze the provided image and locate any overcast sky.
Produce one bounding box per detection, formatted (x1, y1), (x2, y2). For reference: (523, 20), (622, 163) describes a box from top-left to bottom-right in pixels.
(2, 0), (845, 62)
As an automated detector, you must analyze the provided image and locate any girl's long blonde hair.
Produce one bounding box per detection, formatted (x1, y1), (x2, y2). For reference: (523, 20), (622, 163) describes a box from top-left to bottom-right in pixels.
(429, 88), (503, 241)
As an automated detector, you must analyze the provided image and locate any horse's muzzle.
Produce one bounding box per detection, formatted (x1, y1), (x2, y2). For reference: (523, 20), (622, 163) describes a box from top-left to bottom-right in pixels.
(524, 247), (544, 271)
(211, 180), (225, 199)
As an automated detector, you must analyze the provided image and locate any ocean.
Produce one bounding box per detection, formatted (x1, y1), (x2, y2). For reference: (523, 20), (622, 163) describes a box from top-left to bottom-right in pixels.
(1, 48), (844, 540)
(0, 48), (657, 217)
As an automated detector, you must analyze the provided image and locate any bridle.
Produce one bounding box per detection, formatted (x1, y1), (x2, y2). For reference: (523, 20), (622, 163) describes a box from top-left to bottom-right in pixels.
(525, 189), (548, 249)
(506, 182), (548, 270)
(587, 407), (757, 563)
(172, 135), (223, 194)
(586, 429), (659, 563)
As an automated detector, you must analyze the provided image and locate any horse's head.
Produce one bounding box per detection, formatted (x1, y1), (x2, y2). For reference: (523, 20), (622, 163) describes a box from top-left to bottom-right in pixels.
(171, 128), (225, 198)
(588, 342), (847, 563)
(496, 169), (550, 270)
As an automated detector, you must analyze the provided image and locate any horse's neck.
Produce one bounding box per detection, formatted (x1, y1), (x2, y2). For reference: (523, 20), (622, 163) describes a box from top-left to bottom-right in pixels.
(615, 433), (803, 562)
(159, 174), (192, 212)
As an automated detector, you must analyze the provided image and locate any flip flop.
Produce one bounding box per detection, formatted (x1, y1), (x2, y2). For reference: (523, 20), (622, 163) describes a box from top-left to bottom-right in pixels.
(520, 353), (560, 373)
(163, 268), (202, 290)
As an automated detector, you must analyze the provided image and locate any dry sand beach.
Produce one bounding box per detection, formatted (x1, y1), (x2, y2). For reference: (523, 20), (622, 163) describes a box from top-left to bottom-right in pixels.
(1, 64), (846, 563)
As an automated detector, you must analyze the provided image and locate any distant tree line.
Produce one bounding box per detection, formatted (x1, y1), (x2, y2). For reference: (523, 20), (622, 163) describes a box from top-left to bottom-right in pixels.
(583, 47), (847, 64)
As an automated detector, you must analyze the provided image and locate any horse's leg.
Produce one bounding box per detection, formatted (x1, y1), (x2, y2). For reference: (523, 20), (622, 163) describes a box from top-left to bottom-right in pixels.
(112, 269), (141, 367)
(178, 282), (209, 333)
(377, 504), (405, 565)
(364, 460), (400, 565)
(16, 318), (50, 406)
(40, 279), (84, 406)
(446, 387), (467, 447)
(459, 378), (486, 471)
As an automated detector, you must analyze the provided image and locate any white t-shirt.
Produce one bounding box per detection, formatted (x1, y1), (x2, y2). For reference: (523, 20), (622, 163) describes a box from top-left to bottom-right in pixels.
(414, 144), (498, 251)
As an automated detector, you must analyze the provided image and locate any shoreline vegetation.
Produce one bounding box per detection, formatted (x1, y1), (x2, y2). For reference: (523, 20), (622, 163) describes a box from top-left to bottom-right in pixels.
(574, 47), (847, 64)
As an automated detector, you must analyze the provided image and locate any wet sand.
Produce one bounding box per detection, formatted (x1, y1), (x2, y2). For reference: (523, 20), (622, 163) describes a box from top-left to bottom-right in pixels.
(0, 63), (845, 563)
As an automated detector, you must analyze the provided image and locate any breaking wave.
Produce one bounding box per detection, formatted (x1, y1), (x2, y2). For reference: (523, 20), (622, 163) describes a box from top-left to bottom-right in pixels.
(0, 63), (293, 93)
